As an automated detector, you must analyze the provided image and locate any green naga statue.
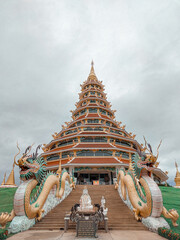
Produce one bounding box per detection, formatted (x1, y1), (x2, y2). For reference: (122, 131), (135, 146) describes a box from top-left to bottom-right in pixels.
(115, 137), (179, 227)
(0, 143), (75, 229)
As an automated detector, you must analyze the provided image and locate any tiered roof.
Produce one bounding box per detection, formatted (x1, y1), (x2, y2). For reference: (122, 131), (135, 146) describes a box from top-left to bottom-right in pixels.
(42, 62), (142, 169)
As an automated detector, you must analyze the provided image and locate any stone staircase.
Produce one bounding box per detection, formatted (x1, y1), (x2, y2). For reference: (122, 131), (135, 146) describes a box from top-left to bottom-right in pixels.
(30, 185), (147, 231)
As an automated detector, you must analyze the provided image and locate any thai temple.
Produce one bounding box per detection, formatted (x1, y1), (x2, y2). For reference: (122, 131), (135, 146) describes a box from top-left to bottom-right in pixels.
(0, 62), (179, 236)
(41, 62), (167, 185)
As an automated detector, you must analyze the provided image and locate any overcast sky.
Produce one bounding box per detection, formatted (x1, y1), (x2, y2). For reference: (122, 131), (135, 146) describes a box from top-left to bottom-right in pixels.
(0, 0), (180, 185)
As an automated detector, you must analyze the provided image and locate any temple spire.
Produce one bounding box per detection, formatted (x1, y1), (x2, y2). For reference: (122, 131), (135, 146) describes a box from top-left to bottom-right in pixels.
(5, 164), (16, 185)
(89, 60), (96, 76)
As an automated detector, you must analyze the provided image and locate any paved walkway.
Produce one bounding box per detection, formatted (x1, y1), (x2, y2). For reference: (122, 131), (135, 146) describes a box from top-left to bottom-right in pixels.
(8, 230), (165, 240)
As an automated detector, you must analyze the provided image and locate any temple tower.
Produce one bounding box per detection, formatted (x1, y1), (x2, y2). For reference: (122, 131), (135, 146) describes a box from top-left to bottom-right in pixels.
(41, 62), (144, 184)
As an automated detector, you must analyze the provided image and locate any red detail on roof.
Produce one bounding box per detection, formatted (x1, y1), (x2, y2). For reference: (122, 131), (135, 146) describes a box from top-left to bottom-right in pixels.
(114, 144), (135, 152)
(100, 115), (111, 120)
(85, 123), (101, 125)
(80, 131), (107, 135)
(69, 157), (120, 164)
(76, 114), (86, 120)
(88, 104), (98, 106)
(74, 143), (114, 148)
(46, 144), (74, 153)
(86, 113), (99, 118)
(46, 159), (69, 167)
(60, 132), (77, 139)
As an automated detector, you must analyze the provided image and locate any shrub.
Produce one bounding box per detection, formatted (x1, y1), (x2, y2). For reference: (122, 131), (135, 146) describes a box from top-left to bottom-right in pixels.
(0, 230), (8, 240)
(158, 227), (180, 240)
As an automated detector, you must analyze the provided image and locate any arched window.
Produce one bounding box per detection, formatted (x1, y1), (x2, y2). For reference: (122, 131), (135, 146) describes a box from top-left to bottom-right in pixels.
(106, 121), (110, 126)
(77, 150), (94, 156)
(47, 155), (59, 161)
(50, 144), (56, 150)
(115, 151), (129, 159)
(58, 138), (78, 147)
(94, 127), (103, 131)
(121, 141), (131, 147)
(77, 121), (81, 126)
(80, 109), (86, 115)
(87, 119), (99, 124)
(81, 137), (93, 142)
(84, 127), (93, 131)
(89, 108), (97, 113)
(95, 137), (107, 142)
(100, 109), (106, 115)
(75, 112), (79, 117)
(95, 150), (112, 156)
(62, 151), (74, 158)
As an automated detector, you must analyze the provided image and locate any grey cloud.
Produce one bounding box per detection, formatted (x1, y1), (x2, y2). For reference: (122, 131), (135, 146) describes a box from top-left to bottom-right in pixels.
(0, 0), (180, 185)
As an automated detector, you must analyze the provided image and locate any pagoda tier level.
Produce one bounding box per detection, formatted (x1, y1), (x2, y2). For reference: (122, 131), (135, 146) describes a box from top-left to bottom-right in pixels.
(41, 62), (167, 184)
(41, 62), (142, 169)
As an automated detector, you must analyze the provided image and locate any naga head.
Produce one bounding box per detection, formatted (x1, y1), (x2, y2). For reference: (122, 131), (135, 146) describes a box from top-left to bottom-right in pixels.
(14, 143), (47, 183)
(132, 137), (162, 178)
(142, 136), (162, 164)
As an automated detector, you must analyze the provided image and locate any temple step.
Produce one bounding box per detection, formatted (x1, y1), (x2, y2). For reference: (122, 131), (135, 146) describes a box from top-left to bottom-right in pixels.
(30, 185), (147, 231)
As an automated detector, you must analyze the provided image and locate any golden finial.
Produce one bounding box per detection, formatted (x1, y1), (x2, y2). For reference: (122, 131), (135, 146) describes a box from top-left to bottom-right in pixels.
(5, 164), (16, 186)
(175, 161), (178, 172)
(89, 60), (95, 76)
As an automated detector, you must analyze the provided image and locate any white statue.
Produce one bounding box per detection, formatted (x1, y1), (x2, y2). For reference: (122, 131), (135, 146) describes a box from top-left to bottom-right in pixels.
(78, 187), (93, 211)
(101, 196), (105, 208)
(101, 196), (108, 216)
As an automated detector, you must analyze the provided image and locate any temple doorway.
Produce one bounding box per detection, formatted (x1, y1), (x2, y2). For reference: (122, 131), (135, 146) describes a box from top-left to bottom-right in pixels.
(77, 173), (111, 185)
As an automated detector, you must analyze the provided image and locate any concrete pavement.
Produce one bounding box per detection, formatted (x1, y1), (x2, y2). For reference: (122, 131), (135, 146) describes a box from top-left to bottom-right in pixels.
(8, 230), (165, 240)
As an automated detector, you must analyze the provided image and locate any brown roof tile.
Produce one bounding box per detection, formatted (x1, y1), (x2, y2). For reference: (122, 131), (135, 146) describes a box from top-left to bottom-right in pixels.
(100, 115), (111, 120)
(80, 131), (107, 134)
(48, 144), (74, 153)
(86, 113), (100, 118)
(88, 103), (98, 106)
(69, 157), (120, 164)
(76, 114), (86, 120)
(74, 143), (114, 148)
(46, 159), (69, 167)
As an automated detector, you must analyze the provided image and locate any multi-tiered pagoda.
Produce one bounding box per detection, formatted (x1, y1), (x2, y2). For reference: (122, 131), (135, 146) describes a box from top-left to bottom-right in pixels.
(41, 62), (166, 185)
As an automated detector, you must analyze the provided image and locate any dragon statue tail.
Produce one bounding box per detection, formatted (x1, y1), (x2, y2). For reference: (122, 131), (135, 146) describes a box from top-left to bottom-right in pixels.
(0, 210), (15, 229)
(0, 170), (75, 228)
(15, 171), (74, 221)
(116, 168), (179, 226)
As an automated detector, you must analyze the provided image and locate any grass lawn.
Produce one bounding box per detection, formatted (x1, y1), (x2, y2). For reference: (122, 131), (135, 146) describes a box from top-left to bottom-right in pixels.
(160, 186), (180, 235)
(0, 187), (17, 236)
